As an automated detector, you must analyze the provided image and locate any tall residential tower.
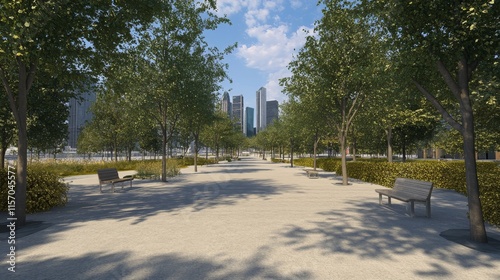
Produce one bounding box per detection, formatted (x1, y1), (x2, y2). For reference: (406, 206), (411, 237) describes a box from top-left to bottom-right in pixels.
(232, 95), (244, 133)
(244, 107), (254, 137)
(256, 87), (267, 134)
(221, 92), (232, 118)
(266, 100), (279, 125)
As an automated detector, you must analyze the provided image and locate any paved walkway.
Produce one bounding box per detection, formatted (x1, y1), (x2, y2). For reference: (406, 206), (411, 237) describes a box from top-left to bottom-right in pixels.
(1, 157), (500, 279)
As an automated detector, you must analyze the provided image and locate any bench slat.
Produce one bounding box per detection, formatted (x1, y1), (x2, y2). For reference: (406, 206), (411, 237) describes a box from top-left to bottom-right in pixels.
(375, 178), (433, 217)
(97, 168), (133, 193)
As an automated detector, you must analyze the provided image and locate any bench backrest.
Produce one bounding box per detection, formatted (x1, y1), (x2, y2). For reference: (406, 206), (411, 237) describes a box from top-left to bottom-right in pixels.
(97, 168), (120, 181)
(393, 178), (433, 200)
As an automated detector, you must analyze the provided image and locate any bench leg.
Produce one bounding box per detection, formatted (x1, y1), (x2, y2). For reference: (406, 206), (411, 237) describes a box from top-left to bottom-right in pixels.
(379, 194), (382, 205)
(426, 200), (431, 218)
(407, 201), (415, 217)
(111, 182), (115, 193)
(100, 183), (103, 193)
(387, 196), (391, 205)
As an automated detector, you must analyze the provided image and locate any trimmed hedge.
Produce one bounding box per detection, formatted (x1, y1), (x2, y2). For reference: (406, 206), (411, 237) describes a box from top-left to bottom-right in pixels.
(181, 157), (217, 166)
(294, 157), (343, 172)
(336, 160), (500, 226)
(1, 167), (68, 213)
(29, 159), (141, 177)
(294, 157), (500, 226)
(271, 158), (290, 163)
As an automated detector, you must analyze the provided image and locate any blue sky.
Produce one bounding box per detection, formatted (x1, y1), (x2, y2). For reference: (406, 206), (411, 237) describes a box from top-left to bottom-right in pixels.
(204, 0), (323, 111)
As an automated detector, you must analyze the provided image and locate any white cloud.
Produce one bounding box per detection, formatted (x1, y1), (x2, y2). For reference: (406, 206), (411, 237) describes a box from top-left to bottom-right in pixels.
(289, 0), (302, 9)
(238, 24), (310, 71)
(245, 9), (271, 27)
(264, 69), (290, 103)
(237, 24), (312, 103)
(214, 0), (244, 16)
(216, 0), (316, 105)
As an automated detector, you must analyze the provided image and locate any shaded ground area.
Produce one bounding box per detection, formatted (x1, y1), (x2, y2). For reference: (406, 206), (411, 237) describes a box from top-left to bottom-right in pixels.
(1, 157), (499, 279)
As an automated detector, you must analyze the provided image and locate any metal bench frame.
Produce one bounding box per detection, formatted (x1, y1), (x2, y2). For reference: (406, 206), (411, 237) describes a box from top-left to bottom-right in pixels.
(375, 178), (434, 217)
(97, 168), (134, 193)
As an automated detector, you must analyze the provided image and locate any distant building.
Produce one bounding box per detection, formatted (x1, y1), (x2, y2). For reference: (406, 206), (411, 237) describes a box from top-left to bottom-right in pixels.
(221, 92), (232, 118)
(256, 87), (267, 133)
(244, 107), (254, 137)
(232, 95), (244, 133)
(266, 100), (279, 125)
(67, 87), (96, 149)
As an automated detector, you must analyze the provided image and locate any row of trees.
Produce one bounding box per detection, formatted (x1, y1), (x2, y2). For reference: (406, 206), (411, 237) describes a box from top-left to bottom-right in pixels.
(77, 0), (244, 178)
(263, 0), (498, 243)
(0, 68), (72, 167)
(0, 0), (233, 226)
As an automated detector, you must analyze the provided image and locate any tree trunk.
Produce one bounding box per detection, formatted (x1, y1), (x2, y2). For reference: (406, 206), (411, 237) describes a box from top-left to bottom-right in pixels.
(313, 131), (318, 171)
(415, 58), (487, 243)
(340, 133), (348, 185)
(161, 126), (167, 182)
(463, 117), (487, 242)
(386, 125), (393, 162)
(216, 145), (219, 163)
(290, 139), (294, 168)
(194, 133), (199, 172)
(16, 124), (28, 226)
(1, 147), (6, 169)
(457, 61), (487, 243)
(1, 60), (36, 227)
(402, 137), (407, 162)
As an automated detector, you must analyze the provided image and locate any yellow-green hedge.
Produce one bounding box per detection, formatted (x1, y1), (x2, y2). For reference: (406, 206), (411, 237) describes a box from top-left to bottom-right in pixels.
(335, 160), (500, 226)
(1, 167), (68, 213)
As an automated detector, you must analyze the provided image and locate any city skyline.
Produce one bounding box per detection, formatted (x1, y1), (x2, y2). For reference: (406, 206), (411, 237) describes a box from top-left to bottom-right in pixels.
(222, 87), (279, 136)
(204, 1), (323, 111)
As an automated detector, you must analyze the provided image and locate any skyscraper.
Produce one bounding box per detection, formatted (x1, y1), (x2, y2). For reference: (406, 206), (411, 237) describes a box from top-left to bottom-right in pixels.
(232, 95), (244, 133)
(266, 100), (279, 125)
(67, 88), (96, 149)
(244, 107), (254, 137)
(256, 87), (267, 133)
(221, 91), (232, 118)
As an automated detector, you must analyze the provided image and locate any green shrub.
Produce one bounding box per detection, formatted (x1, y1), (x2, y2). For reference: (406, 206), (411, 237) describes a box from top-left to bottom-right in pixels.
(294, 158), (314, 167)
(135, 160), (180, 179)
(1, 167), (68, 213)
(135, 161), (162, 179)
(317, 158), (342, 172)
(294, 157), (342, 171)
(271, 158), (290, 163)
(29, 159), (138, 177)
(181, 157), (216, 166)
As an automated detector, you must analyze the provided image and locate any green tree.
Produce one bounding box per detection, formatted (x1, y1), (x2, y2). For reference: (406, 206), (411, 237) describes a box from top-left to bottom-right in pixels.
(129, 0), (229, 181)
(368, 0), (499, 242)
(86, 88), (137, 161)
(0, 92), (16, 168)
(178, 44), (233, 172)
(0, 0), (161, 225)
(27, 73), (71, 158)
(279, 100), (307, 167)
(201, 111), (234, 163)
(283, 0), (381, 184)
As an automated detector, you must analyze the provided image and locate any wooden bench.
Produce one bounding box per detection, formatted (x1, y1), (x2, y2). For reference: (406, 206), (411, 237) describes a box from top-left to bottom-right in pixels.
(97, 168), (134, 193)
(305, 169), (319, 179)
(375, 178), (433, 217)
